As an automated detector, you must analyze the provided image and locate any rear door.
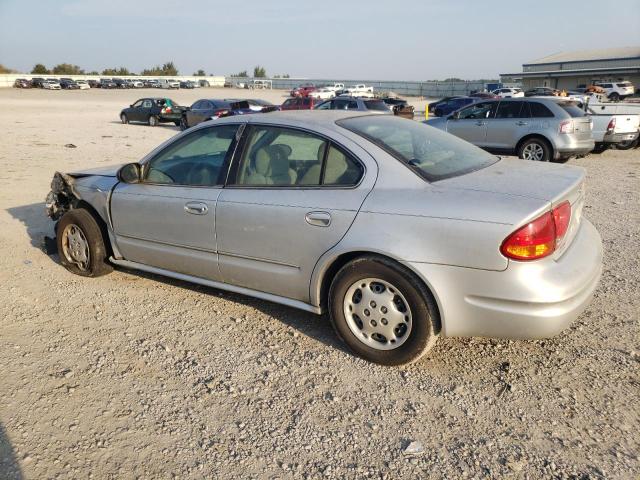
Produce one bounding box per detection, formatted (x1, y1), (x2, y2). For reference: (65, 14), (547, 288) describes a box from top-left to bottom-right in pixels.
(216, 124), (374, 302)
(485, 100), (531, 150)
(110, 124), (241, 281)
(445, 101), (496, 146)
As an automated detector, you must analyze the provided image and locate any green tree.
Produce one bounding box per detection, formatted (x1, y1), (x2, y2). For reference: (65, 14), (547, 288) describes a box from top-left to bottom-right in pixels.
(193, 69), (206, 76)
(31, 63), (49, 74)
(87, 71), (99, 75)
(253, 65), (266, 78)
(52, 63), (84, 75)
(141, 61), (178, 76)
(102, 67), (132, 76)
(231, 70), (248, 78)
(0, 64), (16, 74)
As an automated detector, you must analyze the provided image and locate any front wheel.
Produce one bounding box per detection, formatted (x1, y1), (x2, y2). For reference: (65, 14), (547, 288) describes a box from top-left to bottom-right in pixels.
(329, 256), (438, 366)
(149, 115), (159, 127)
(609, 93), (620, 102)
(120, 113), (128, 124)
(518, 138), (552, 161)
(57, 209), (113, 277)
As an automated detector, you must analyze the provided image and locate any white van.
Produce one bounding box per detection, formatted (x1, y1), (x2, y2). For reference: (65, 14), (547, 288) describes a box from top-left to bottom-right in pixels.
(158, 79), (180, 89)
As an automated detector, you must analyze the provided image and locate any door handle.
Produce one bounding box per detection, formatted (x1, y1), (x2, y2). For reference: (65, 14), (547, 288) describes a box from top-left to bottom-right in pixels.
(305, 211), (331, 227)
(516, 121), (528, 126)
(184, 202), (208, 215)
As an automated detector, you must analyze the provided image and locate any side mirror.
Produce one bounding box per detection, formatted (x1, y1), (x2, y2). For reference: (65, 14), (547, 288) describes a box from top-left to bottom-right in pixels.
(117, 163), (141, 183)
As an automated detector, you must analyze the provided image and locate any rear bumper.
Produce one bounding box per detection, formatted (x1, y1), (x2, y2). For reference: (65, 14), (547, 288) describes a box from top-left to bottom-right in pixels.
(554, 137), (595, 159)
(603, 130), (639, 144)
(406, 219), (603, 339)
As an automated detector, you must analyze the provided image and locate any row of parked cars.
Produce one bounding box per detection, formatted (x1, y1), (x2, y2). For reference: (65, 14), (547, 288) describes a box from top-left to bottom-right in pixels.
(14, 77), (211, 90)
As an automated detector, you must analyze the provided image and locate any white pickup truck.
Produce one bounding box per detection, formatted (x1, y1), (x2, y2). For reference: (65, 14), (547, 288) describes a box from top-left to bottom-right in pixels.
(340, 84), (374, 98)
(324, 83), (344, 92)
(587, 102), (640, 152)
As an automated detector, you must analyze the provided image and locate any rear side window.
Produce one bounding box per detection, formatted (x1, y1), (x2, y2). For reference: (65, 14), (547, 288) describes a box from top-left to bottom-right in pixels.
(557, 102), (586, 117)
(364, 100), (389, 112)
(323, 145), (364, 185)
(617, 82), (631, 87)
(495, 102), (524, 118)
(528, 102), (554, 118)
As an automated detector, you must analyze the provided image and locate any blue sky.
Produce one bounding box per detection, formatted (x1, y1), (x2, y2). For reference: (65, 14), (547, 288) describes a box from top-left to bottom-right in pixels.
(1, 0), (639, 79)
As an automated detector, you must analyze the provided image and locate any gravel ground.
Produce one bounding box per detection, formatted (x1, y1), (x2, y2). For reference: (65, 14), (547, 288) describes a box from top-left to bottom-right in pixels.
(0, 89), (638, 479)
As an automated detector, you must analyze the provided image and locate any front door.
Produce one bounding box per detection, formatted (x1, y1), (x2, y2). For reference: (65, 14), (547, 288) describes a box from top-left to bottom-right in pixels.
(110, 124), (240, 281)
(216, 124), (374, 303)
(446, 101), (497, 147)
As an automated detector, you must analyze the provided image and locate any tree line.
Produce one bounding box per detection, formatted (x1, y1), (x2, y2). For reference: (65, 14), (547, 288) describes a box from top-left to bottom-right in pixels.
(24, 61), (219, 77)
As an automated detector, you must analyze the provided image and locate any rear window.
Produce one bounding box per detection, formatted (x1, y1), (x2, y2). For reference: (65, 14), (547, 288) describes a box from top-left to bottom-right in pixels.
(617, 82), (632, 87)
(557, 101), (586, 117)
(338, 116), (497, 182)
(364, 100), (390, 112)
(528, 102), (554, 118)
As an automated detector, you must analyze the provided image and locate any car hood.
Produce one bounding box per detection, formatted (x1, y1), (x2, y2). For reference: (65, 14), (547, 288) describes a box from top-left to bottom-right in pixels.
(436, 158), (585, 203)
(67, 163), (124, 178)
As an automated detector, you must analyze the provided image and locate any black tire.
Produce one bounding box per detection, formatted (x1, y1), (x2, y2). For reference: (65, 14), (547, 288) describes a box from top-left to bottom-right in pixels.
(518, 137), (552, 162)
(120, 113), (128, 124)
(609, 93), (620, 102)
(149, 115), (159, 127)
(174, 120), (180, 127)
(615, 137), (639, 150)
(328, 255), (439, 366)
(592, 143), (609, 154)
(56, 209), (113, 277)
(180, 116), (189, 131)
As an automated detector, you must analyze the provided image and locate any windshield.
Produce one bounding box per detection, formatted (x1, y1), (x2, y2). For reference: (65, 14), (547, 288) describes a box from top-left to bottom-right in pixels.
(364, 100), (391, 112)
(338, 115), (497, 181)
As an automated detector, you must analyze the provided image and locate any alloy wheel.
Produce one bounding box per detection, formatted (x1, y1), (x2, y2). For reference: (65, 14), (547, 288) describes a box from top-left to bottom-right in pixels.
(522, 142), (545, 161)
(61, 224), (90, 272)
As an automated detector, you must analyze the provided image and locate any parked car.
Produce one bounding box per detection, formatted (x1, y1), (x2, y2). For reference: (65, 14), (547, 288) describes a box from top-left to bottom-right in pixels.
(594, 81), (635, 101)
(341, 84), (374, 97)
(291, 84), (316, 97)
(380, 97), (415, 119)
(432, 97), (479, 117)
(525, 87), (560, 97)
(44, 111), (603, 365)
(120, 98), (184, 127)
(100, 78), (117, 89)
(59, 78), (80, 90)
(586, 103), (640, 152)
(13, 78), (32, 88)
(491, 87), (524, 98)
(427, 96), (461, 114)
(309, 88), (336, 100)
(143, 79), (159, 88)
(180, 99), (254, 130)
(323, 83), (345, 93)
(470, 92), (499, 99)
(180, 81), (195, 89)
(30, 77), (46, 88)
(129, 80), (144, 88)
(426, 98), (594, 162)
(225, 98), (279, 113)
(43, 80), (61, 90)
(314, 97), (391, 113)
(158, 79), (180, 89)
(281, 97), (322, 111)
(87, 79), (100, 88)
(75, 80), (91, 90)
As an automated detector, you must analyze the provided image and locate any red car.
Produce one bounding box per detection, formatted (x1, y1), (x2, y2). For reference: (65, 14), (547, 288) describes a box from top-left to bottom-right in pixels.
(280, 97), (321, 110)
(290, 84), (316, 97)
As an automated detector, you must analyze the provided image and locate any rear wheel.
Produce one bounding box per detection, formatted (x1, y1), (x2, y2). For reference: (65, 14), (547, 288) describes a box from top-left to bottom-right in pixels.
(149, 115), (159, 127)
(329, 256), (438, 366)
(609, 93), (620, 102)
(57, 209), (113, 277)
(615, 137), (639, 150)
(120, 113), (128, 124)
(180, 116), (189, 131)
(518, 138), (552, 161)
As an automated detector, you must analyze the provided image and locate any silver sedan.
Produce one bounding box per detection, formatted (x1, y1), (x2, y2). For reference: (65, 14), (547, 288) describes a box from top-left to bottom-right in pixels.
(45, 111), (603, 365)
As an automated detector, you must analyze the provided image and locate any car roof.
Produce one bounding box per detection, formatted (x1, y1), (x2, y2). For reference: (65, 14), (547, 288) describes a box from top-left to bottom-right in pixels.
(205, 110), (372, 130)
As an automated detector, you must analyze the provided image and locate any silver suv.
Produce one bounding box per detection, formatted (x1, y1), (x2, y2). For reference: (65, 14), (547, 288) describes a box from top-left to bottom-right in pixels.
(426, 98), (594, 162)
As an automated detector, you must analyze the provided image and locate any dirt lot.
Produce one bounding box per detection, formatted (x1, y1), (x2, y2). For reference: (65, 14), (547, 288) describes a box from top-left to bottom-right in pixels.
(0, 88), (638, 479)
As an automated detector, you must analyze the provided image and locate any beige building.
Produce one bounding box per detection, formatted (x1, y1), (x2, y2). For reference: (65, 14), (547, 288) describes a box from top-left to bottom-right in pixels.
(501, 46), (640, 91)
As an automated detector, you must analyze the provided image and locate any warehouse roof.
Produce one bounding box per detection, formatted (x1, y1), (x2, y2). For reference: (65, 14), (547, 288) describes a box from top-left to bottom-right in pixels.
(525, 46), (640, 65)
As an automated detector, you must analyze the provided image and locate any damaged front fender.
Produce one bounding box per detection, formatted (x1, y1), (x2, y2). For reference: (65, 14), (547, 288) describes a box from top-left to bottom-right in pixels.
(45, 172), (80, 220)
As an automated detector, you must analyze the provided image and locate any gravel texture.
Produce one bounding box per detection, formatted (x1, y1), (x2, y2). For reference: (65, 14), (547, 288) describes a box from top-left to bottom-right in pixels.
(0, 88), (638, 479)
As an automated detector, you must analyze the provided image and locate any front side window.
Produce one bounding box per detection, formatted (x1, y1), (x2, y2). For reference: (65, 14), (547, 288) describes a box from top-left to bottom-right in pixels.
(495, 101), (524, 118)
(132, 100), (144, 108)
(144, 125), (238, 186)
(315, 101), (331, 110)
(458, 102), (496, 119)
(338, 116), (497, 182)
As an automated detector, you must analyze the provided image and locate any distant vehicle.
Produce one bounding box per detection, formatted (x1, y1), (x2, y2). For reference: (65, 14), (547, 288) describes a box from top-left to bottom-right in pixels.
(525, 87), (560, 97)
(594, 81), (635, 101)
(280, 97), (322, 110)
(314, 97), (391, 113)
(75, 80), (91, 90)
(225, 98), (278, 113)
(100, 78), (117, 89)
(158, 79), (180, 89)
(426, 98), (594, 162)
(427, 96), (461, 114)
(30, 77), (46, 88)
(470, 92), (499, 99)
(143, 79), (159, 88)
(309, 88), (336, 100)
(291, 84), (316, 97)
(43, 80), (61, 90)
(491, 87), (524, 98)
(432, 97), (479, 117)
(112, 78), (128, 89)
(13, 78), (32, 88)
(180, 81), (195, 89)
(341, 84), (374, 97)
(59, 78), (80, 90)
(87, 79), (100, 88)
(586, 104), (640, 152)
(223, 80), (232, 88)
(130, 80), (144, 88)
(380, 97), (415, 119)
(322, 83), (345, 92)
(180, 99), (255, 130)
(120, 98), (184, 127)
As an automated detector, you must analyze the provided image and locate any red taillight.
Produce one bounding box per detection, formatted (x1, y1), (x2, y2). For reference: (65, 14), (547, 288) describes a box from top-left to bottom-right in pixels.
(559, 120), (573, 134)
(501, 201), (572, 261)
(606, 117), (616, 134)
(212, 109), (229, 118)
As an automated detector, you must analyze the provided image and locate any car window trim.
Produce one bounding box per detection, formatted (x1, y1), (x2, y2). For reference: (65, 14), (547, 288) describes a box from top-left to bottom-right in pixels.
(224, 123), (366, 190)
(139, 123), (243, 188)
